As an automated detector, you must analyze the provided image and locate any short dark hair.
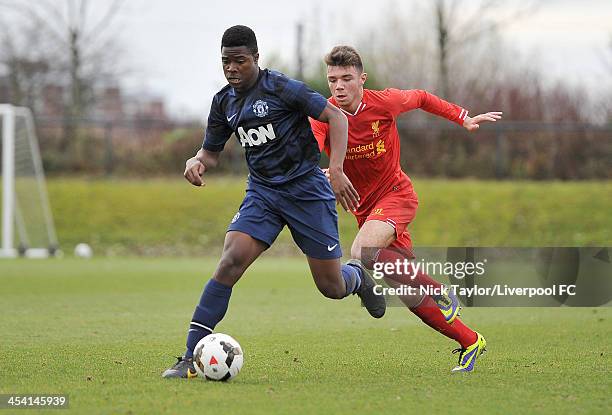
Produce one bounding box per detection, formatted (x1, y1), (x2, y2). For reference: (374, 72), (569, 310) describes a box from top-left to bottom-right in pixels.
(221, 25), (258, 54)
(324, 46), (363, 73)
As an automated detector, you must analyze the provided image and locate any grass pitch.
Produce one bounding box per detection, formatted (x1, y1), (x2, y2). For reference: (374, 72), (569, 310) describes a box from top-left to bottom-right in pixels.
(1, 258), (610, 414)
(47, 177), (612, 256)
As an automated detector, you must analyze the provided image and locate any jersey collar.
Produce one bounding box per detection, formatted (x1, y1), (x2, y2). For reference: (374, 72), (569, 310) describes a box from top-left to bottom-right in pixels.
(331, 95), (367, 116)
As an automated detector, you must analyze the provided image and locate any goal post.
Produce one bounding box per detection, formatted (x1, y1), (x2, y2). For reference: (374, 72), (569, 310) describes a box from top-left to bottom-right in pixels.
(0, 104), (58, 258)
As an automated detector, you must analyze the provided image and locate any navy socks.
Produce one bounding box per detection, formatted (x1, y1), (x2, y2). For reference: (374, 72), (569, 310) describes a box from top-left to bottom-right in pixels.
(185, 265), (360, 357)
(185, 279), (232, 358)
(341, 263), (362, 297)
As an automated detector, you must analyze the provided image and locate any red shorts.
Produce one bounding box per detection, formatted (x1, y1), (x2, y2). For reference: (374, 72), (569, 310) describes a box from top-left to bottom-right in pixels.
(355, 184), (418, 251)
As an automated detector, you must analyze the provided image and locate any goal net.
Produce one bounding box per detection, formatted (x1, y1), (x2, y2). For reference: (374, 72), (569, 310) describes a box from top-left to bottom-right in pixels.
(1, 104), (58, 258)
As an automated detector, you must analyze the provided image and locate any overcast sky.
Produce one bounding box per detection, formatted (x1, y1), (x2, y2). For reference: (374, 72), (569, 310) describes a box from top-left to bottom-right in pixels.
(59, 0), (612, 118)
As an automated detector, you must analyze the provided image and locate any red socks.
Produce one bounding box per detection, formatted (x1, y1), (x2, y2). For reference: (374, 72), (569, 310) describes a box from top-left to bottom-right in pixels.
(375, 248), (478, 349)
(410, 295), (478, 348)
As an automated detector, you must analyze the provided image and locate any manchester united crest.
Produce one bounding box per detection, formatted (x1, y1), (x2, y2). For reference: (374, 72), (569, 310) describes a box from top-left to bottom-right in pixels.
(252, 100), (269, 118)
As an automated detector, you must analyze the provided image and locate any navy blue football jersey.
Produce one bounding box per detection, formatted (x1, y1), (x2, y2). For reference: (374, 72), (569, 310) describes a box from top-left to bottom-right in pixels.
(203, 69), (328, 185)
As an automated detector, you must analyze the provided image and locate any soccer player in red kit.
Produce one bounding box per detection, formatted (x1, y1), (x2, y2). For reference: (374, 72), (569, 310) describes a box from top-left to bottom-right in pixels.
(310, 46), (502, 372)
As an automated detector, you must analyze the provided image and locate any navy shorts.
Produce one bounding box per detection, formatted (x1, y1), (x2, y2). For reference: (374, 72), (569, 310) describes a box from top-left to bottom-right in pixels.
(227, 169), (342, 259)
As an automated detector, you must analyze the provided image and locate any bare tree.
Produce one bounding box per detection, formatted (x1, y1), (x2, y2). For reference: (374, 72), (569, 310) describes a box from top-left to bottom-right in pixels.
(433, 0), (537, 98)
(0, 17), (52, 108)
(357, 1), (436, 91)
(1, 0), (125, 150)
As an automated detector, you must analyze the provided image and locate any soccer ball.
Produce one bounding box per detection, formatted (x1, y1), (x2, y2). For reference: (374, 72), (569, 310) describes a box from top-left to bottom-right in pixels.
(74, 243), (93, 258)
(193, 333), (243, 381)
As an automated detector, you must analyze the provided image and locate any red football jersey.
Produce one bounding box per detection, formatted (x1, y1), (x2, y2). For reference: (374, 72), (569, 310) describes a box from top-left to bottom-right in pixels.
(310, 88), (467, 217)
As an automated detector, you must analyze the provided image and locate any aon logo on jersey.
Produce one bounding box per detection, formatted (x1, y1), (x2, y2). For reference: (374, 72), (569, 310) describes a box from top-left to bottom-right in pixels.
(238, 124), (276, 147)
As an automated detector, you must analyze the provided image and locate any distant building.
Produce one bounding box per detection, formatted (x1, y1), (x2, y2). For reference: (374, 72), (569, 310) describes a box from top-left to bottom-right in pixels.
(121, 91), (167, 121)
(2, 77), (167, 123)
(96, 86), (123, 121)
(41, 84), (64, 118)
(92, 86), (167, 122)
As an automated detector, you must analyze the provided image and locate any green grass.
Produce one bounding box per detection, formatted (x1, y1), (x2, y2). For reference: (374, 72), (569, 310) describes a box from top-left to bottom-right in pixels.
(46, 177), (612, 256)
(3, 177), (610, 412)
(1, 258), (610, 414)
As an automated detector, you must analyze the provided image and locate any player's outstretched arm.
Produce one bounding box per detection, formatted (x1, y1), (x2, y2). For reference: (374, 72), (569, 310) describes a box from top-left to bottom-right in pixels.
(395, 89), (502, 132)
(463, 112), (503, 132)
(184, 149), (220, 187)
(316, 103), (360, 212)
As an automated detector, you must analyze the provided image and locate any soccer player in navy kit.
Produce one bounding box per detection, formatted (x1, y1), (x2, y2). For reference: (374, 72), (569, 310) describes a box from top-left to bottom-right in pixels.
(163, 25), (385, 378)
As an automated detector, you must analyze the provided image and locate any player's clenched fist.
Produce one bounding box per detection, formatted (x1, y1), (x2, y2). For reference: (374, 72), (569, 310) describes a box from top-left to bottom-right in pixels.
(184, 157), (206, 187)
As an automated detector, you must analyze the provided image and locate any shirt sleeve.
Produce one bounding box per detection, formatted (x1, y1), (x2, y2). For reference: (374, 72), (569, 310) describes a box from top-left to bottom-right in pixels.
(384, 88), (468, 126)
(276, 75), (328, 119)
(309, 116), (330, 155)
(202, 94), (233, 152)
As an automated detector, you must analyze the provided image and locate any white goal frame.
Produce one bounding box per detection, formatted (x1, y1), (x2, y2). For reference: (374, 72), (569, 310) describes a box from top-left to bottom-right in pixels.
(0, 104), (58, 258)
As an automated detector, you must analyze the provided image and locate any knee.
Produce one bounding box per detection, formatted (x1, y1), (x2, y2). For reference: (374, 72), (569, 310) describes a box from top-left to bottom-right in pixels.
(216, 253), (246, 283)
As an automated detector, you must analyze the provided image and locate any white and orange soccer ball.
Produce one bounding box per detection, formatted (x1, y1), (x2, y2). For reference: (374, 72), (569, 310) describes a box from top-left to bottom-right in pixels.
(193, 333), (244, 381)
